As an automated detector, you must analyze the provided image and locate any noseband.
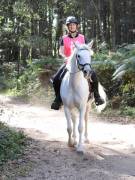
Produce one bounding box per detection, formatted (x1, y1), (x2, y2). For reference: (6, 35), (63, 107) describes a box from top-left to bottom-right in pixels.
(76, 49), (91, 71)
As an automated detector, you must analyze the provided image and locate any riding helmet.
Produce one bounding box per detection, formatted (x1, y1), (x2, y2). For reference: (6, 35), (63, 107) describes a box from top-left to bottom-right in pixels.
(66, 16), (79, 25)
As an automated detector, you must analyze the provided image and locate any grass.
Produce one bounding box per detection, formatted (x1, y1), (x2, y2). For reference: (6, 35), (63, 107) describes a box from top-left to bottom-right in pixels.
(0, 121), (36, 179)
(0, 122), (27, 166)
(119, 106), (135, 117)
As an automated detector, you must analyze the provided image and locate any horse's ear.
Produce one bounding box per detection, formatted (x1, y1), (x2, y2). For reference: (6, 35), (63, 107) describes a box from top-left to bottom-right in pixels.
(87, 40), (94, 55)
(88, 40), (94, 49)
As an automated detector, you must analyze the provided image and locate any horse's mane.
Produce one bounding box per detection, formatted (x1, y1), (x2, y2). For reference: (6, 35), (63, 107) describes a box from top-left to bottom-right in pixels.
(69, 43), (87, 59)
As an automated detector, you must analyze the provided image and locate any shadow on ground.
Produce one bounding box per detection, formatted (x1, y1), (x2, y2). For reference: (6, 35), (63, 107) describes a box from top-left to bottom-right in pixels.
(2, 129), (135, 180)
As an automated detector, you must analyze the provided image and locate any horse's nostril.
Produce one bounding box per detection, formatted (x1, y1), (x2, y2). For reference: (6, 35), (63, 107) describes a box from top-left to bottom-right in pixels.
(84, 70), (87, 74)
(83, 70), (88, 78)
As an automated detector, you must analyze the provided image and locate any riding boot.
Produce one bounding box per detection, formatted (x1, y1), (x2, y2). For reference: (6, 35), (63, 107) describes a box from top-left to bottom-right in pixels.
(51, 92), (62, 110)
(91, 71), (104, 106)
(51, 64), (67, 110)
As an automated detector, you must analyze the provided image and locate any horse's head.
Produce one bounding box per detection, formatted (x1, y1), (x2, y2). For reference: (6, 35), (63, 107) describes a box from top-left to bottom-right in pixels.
(74, 41), (93, 79)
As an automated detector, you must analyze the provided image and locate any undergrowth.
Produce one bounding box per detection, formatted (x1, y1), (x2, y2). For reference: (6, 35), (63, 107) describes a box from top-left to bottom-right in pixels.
(101, 105), (135, 119)
(0, 122), (27, 166)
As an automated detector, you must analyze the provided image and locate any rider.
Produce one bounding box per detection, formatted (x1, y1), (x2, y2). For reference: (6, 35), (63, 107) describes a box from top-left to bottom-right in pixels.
(51, 16), (104, 110)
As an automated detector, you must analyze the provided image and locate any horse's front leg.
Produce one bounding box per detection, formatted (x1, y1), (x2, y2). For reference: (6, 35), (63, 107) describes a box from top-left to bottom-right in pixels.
(71, 110), (77, 146)
(84, 104), (90, 144)
(77, 105), (87, 153)
(64, 106), (74, 147)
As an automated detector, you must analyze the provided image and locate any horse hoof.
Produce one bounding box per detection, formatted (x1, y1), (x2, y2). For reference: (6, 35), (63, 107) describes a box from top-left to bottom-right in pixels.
(76, 145), (84, 154)
(84, 139), (90, 144)
(68, 140), (74, 147)
(68, 143), (74, 147)
(68, 139), (77, 147)
(77, 150), (84, 155)
(73, 140), (77, 146)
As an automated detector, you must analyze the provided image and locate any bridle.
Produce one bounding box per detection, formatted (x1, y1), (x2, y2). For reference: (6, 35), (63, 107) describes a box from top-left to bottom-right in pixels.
(76, 48), (91, 71)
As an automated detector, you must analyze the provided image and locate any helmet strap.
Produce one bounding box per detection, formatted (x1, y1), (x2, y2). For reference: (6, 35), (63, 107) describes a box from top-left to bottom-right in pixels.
(69, 32), (78, 38)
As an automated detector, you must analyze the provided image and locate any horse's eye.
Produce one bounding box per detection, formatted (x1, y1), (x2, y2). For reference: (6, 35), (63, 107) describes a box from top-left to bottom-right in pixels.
(78, 55), (80, 58)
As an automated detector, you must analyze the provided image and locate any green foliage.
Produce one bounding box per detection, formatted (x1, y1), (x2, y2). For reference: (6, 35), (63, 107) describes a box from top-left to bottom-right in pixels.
(92, 47), (117, 98)
(113, 47), (135, 108)
(93, 43), (135, 111)
(0, 122), (26, 165)
(7, 57), (60, 96)
(120, 106), (135, 117)
(93, 61), (115, 88)
(113, 44), (135, 80)
(101, 105), (135, 119)
(122, 93), (135, 107)
(0, 63), (17, 92)
(13, 1), (32, 19)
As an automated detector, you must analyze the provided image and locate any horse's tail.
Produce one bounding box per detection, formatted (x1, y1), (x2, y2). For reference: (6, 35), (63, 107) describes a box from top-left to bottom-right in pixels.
(96, 83), (107, 113)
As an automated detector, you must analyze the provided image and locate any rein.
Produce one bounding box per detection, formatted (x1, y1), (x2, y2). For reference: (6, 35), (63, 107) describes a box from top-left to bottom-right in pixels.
(69, 69), (81, 74)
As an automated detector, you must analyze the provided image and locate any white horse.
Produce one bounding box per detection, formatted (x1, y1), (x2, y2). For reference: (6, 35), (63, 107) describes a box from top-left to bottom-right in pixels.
(60, 41), (106, 153)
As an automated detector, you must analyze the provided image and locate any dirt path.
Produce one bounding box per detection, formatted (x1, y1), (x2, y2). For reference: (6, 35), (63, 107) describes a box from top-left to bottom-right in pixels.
(0, 95), (135, 180)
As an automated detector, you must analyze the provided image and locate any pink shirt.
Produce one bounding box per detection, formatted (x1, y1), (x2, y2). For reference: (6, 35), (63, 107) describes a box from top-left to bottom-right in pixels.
(63, 34), (85, 58)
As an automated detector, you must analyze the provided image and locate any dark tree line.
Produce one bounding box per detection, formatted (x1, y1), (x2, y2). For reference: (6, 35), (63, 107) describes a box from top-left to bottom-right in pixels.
(0, 0), (134, 65)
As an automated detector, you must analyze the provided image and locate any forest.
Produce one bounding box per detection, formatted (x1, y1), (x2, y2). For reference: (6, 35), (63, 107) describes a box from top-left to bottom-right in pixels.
(0, 1), (135, 177)
(0, 0), (135, 116)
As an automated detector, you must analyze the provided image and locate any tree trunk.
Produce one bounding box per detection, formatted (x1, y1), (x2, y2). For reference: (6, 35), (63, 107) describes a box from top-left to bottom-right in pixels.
(109, 0), (116, 50)
(90, 0), (105, 42)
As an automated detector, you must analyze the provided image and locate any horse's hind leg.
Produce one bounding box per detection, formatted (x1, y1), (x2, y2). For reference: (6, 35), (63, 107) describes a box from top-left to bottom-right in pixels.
(64, 107), (74, 147)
